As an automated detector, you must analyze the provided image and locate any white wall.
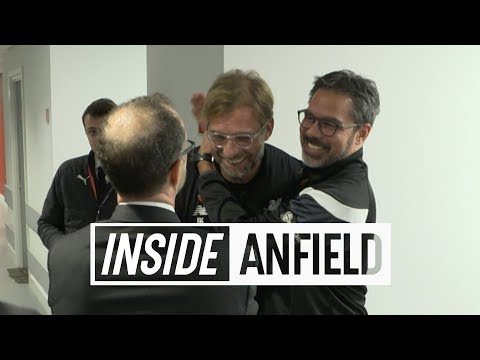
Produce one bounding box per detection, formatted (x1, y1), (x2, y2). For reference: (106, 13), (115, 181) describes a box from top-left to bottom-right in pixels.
(146, 45), (223, 145)
(3, 45), (52, 214)
(2, 45), (149, 304)
(50, 45), (147, 173)
(3, 46), (52, 273)
(225, 45), (480, 314)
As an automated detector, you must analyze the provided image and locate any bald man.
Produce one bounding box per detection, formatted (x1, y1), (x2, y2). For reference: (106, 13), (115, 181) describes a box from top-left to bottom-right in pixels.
(47, 94), (251, 315)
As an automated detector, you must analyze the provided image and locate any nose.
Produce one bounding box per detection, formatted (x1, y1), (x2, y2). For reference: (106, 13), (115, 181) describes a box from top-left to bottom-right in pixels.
(221, 138), (241, 158)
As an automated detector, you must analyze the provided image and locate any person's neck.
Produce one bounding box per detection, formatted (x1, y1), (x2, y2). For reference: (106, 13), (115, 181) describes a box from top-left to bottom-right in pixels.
(118, 190), (175, 207)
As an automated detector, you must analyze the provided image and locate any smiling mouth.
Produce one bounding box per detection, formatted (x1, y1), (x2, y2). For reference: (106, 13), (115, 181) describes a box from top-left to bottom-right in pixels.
(224, 157), (246, 166)
(304, 139), (329, 152)
(306, 142), (323, 151)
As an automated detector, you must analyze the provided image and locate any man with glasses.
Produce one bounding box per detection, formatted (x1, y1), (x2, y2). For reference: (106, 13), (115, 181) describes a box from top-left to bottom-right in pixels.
(197, 70), (380, 315)
(175, 69), (304, 315)
(48, 94), (251, 314)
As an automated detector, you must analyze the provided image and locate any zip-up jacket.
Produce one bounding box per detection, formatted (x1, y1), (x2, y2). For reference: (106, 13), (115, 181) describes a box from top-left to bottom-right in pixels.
(37, 151), (117, 249)
(176, 143), (304, 314)
(198, 148), (375, 315)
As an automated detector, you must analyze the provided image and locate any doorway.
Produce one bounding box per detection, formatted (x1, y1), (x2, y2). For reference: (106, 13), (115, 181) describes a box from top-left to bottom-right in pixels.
(8, 68), (28, 282)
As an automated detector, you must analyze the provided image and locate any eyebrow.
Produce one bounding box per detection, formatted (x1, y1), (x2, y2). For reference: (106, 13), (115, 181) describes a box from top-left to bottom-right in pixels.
(305, 110), (342, 125)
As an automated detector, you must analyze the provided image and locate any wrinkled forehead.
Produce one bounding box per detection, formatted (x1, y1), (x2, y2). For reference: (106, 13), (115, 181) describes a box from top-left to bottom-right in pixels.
(208, 106), (260, 133)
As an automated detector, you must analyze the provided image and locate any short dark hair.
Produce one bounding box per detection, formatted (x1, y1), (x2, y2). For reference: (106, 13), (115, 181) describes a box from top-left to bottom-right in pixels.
(309, 70), (380, 126)
(97, 95), (185, 197)
(82, 98), (117, 127)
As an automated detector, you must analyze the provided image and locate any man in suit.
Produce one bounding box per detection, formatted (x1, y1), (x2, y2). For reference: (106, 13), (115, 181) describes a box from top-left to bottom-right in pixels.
(38, 98), (118, 249)
(47, 94), (251, 315)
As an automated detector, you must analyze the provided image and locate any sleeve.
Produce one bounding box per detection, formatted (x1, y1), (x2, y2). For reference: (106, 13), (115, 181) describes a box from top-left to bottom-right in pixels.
(37, 170), (65, 249)
(198, 171), (295, 223)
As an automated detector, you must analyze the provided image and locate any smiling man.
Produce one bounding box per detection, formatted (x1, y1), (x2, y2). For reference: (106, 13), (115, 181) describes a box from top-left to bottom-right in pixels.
(175, 69), (304, 314)
(197, 69), (381, 315)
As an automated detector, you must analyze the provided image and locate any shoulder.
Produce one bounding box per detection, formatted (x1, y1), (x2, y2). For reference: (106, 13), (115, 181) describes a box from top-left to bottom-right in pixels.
(320, 160), (370, 200)
(264, 143), (303, 171)
(57, 154), (89, 173)
(293, 165), (372, 222)
(49, 225), (90, 263)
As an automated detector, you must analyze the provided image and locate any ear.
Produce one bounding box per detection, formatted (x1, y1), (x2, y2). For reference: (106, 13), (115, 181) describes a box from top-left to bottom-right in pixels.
(356, 123), (372, 145)
(169, 159), (183, 189)
(263, 118), (274, 142)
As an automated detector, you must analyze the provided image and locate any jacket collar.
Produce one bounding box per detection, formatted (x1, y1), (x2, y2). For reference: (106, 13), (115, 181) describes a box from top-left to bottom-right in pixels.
(300, 148), (365, 188)
(109, 204), (181, 223)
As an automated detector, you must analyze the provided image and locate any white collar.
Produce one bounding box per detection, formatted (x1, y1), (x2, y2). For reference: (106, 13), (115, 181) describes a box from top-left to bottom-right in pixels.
(94, 157), (109, 183)
(118, 201), (175, 213)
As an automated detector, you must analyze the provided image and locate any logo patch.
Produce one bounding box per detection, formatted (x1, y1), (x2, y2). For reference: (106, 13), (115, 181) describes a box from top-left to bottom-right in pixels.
(77, 174), (89, 185)
(268, 197), (282, 211)
(280, 211), (295, 223)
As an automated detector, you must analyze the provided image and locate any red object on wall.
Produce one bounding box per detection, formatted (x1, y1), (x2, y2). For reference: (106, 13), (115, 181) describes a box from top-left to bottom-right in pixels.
(0, 74), (6, 195)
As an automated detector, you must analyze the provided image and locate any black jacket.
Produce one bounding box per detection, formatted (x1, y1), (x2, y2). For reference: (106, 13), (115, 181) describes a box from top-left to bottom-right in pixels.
(175, 143), (304, 314)
(48, 204), (251, 315)
(38, 151), (117, 249)
(176, 144), (304, 223)
(0, 301), (40, 315)
(198, 148), (375, 315)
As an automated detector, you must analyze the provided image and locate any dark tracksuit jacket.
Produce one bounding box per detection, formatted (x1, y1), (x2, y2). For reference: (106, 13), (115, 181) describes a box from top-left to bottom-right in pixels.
(198, 148), (375, 315)
(175, 143), (304, 314)
(38, 150), (117, 250)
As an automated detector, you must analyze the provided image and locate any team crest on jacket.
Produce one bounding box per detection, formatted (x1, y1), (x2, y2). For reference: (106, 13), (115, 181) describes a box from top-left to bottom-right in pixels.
(281, 211), (295, 223)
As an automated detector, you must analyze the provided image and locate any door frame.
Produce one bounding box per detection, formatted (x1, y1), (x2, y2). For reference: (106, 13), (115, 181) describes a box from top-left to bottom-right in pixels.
(8, 67), (28, 268)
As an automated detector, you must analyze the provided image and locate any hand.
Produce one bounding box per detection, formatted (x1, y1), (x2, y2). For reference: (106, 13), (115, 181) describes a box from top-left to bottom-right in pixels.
(199, 132), (214, 154)
(197, 135), (216, 175)
(191, 92), (207, 133)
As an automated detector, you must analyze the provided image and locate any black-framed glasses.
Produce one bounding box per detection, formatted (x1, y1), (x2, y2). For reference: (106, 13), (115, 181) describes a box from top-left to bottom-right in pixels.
(297, 109), (360, 137)
(206, 122), (268, 149)
(181, 139), (196, 157)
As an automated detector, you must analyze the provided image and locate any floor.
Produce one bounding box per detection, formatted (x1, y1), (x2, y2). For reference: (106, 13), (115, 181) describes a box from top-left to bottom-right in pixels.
(0, 196), (47, 315)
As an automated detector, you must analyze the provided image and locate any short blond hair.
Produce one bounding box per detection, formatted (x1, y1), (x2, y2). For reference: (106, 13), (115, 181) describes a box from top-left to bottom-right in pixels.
(202, 69), (274, 128)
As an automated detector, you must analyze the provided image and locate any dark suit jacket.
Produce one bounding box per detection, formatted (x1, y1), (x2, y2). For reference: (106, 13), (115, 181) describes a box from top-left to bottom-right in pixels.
(47, 204), (250, 315)
(0, 301), (40, 315)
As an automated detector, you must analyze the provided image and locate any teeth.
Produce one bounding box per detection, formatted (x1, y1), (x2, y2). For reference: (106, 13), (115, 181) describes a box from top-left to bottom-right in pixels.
(307, 142), (322, 150)
(227, 158), (244, 165)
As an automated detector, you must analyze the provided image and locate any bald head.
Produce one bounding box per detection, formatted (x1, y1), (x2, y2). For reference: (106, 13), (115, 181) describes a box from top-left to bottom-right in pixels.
(97, 95), (186, 198)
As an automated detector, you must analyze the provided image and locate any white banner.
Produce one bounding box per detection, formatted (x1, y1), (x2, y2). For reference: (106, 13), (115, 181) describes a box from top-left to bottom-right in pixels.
(90, 223), (390, 286)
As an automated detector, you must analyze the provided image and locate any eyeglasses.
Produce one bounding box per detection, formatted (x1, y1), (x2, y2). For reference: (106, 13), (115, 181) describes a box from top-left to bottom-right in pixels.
(206, 122), (268, 149)
(181, 139), (196, 157)
(297, 109), (360, 137)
